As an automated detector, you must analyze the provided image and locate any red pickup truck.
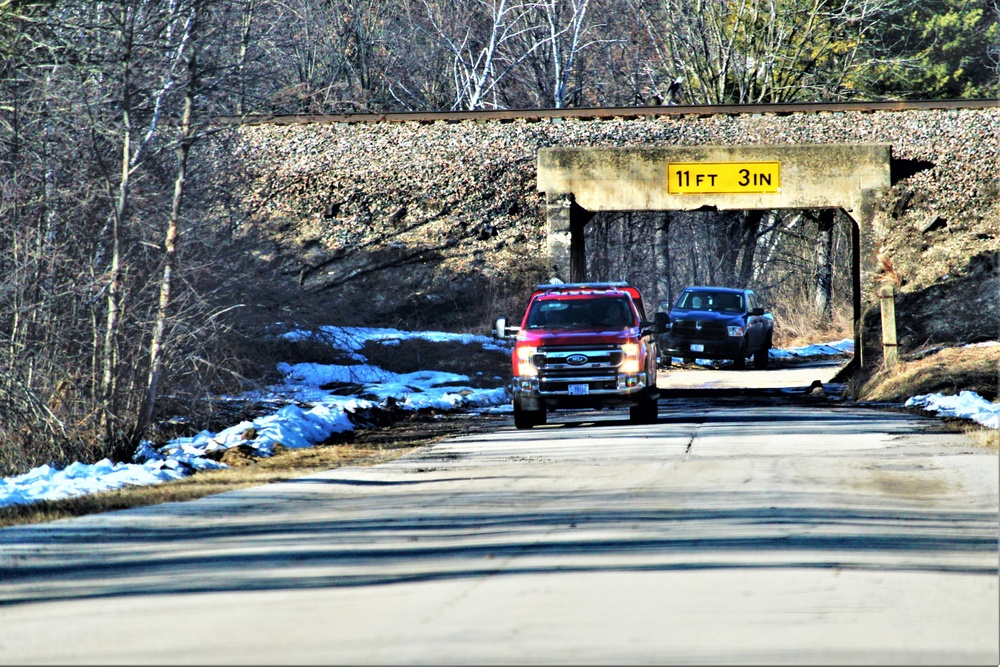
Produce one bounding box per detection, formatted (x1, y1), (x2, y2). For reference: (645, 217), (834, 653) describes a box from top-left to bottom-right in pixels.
(494, 282), (665, 429)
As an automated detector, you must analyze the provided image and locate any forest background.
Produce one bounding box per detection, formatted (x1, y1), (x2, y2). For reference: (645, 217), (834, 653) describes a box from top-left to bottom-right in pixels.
(1, 0), (997, 476)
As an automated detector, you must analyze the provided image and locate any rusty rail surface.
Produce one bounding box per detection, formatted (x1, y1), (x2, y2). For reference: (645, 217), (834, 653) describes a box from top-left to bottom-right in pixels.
(216, 99), (1000, 126)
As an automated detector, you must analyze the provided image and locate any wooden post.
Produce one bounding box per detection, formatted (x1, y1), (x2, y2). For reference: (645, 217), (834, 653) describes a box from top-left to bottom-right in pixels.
(879, 284), (898, 367)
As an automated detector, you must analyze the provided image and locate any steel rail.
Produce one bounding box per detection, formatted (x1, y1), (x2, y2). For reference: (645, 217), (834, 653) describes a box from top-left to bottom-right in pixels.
(216, 98), (999, 126)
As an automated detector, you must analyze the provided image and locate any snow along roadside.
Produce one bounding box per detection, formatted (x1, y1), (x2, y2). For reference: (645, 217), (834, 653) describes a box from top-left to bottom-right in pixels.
(2, 333), (996, 509)
(1, 327), (511, 509)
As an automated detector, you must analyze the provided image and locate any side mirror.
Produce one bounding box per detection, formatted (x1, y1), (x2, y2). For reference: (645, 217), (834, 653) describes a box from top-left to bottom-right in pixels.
(749, 307), (765, 317)
(654, 311), (670, 334)
(493, 317), (520, 339)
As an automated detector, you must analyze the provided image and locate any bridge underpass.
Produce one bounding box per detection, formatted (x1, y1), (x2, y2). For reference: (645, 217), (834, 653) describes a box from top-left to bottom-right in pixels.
(536, 143), (892, 390)
(578, 206), (857, 392)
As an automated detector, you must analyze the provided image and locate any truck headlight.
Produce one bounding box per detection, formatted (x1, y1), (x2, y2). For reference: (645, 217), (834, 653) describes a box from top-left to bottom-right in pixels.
(516, 345), (538, 376)
(727, 326), (745, 337)
(620, 343), (641, 374)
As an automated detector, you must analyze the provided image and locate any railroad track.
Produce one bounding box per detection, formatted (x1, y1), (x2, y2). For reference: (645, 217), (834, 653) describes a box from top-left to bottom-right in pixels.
(218, 98), (999, 126)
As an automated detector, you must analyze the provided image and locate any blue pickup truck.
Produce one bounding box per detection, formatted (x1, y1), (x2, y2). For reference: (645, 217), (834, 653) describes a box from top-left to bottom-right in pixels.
(658, 286), (774, 370)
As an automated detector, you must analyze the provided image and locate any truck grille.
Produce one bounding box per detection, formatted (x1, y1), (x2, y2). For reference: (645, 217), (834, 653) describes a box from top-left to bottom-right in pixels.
(671, 320), (727, 339)
(533, 345), (622, 385)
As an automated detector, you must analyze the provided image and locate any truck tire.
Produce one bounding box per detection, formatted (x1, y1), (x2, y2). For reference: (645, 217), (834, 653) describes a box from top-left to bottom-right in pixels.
(753, 333), (773, 369)
(733, 341), (747, 370)
(514, 401), (546, 429)
(753, 346), (770, 369)
(629, 394), (658, 424)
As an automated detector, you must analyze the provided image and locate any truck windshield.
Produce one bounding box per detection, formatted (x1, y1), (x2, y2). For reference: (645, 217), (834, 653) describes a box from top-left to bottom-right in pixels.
(676, 291), (743, 313)
(526, 297), (634, 330)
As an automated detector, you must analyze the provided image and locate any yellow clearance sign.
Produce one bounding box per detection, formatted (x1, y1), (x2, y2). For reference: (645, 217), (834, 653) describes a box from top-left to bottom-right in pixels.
(667, 161), (781, 194)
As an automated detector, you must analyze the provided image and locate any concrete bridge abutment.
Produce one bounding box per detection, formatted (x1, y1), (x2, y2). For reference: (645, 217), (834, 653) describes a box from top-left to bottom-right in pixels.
(536, 144), (893, 366)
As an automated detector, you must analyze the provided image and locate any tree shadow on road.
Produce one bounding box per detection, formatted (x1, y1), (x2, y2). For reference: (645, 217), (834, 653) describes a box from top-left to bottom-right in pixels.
(2, 480), (995, 606)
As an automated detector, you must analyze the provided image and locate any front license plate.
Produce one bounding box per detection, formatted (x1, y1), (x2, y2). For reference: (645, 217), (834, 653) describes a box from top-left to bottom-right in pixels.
(690, 344), (705, 352)
(568, 384), (590, 396)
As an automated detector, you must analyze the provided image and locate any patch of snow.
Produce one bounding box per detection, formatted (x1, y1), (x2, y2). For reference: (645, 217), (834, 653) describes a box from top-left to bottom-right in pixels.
(0, 331), (512, 509)
(904, 391), (1000, 430)
(770, 338), (854, 359)
(0, 458), (222, 508)
(477, 403), (514, 414)
(277, 362), (399, 386)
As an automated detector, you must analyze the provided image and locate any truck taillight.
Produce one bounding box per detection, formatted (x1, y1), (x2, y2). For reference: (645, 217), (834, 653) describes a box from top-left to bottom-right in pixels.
(515, 344), (538, 376)
(620, 342), (640, 374)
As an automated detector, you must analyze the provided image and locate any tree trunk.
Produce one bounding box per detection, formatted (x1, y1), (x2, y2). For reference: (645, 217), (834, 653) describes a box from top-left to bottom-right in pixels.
(814, 209), (835, 321)
(100, 2), (138, 453)
(135, 9), (201, 443)
(236, 0), (257, 115)
(712, 211), (741, 287)
(654, 214), (672, 309)
(101, 125), (128, 444)
(737, 210), (763, 287)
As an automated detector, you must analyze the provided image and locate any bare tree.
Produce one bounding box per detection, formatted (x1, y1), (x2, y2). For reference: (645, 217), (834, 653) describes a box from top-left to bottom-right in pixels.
(654, 214), (672, 308)
(517, 0), (602, 107)
(135, 1), (206, 441)
(633, 0), (906, 105)
(234, 0), (258, 114)
(418, 0), (545, 110)
(0, 0), (257, 474)
(813, 209), (836, 320)
(74, 0), (210, 456)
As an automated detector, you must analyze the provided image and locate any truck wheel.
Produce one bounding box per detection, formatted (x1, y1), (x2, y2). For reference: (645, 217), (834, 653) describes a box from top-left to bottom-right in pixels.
(630, 394), (658, 424)
(733, 341), (747, 370)
(513, 402), (545, 429)
(753, 346), (769, 369)
(646, 396), (659, 423)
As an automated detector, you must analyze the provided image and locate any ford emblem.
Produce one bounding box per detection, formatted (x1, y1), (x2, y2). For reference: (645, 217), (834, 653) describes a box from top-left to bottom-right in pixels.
(566, 354), (588, 365)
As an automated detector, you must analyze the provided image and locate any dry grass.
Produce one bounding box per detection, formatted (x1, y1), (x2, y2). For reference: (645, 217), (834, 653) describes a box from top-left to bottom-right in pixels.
(770, 302), (854, 350)
(964, 425), (1000, 452)
(854, 344), (999, 451)
(859, 345), (999, 403)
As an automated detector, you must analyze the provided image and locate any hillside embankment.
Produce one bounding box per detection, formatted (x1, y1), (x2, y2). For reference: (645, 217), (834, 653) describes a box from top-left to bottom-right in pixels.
(205, 107), (999, 382)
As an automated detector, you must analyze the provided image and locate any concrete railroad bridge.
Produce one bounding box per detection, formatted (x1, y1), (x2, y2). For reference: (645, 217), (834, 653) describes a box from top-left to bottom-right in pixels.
(219, 100), (1000, 366)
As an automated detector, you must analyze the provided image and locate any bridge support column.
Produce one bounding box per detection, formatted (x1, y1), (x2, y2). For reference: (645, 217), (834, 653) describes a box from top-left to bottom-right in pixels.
(545, 193), (591, 282)
(847, 191), (884, 368)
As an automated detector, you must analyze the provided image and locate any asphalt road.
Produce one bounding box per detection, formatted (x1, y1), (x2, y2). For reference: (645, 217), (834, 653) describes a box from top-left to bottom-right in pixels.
(1, 393), (997, 664)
